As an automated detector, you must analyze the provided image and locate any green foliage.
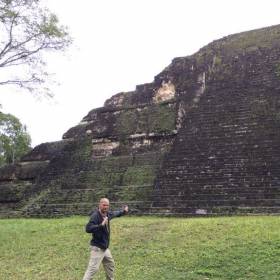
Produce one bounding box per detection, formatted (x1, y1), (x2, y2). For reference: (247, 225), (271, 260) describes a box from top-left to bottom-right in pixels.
(0, 111), (31, 166)
(39, 14), (66, 38)
(0, 216), (279, 279)
(0, 0), (72, 96)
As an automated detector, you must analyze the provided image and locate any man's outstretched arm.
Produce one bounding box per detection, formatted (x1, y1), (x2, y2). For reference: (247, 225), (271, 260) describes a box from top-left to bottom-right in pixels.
(109, 205), (129, 220)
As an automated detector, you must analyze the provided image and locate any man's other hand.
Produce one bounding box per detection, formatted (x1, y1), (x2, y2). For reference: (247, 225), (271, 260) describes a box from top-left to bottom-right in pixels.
(101, 217), (108, 226)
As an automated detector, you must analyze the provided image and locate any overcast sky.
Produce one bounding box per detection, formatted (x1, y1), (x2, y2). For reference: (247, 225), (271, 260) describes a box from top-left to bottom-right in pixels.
(1, 0), (280, 147)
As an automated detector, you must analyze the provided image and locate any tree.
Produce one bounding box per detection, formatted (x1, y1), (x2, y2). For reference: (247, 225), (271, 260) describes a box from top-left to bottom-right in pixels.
(0, 0), (72, 96)
(0, 111), (31, 166)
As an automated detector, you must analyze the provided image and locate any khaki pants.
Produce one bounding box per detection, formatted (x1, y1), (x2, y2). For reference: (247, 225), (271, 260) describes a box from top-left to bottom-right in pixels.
(82, 246), (115, 280)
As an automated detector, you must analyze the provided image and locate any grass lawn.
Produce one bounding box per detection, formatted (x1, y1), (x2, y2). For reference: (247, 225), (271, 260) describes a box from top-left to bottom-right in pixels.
(0, 216), (279, 280)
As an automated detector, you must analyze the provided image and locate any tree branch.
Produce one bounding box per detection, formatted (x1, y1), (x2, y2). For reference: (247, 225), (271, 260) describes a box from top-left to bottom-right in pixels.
(0, 11), (18, 58)
(0, 75), (43, 87)
(0, 0), (72, 95)
(0, 41), (46, 67)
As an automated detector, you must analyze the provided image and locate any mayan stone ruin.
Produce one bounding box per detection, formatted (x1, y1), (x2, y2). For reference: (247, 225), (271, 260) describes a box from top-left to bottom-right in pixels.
(0, 24), (280, 217)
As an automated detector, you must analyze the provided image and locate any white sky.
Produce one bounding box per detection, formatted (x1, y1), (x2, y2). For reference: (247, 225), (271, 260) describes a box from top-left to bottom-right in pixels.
(1, 0), (280, 147)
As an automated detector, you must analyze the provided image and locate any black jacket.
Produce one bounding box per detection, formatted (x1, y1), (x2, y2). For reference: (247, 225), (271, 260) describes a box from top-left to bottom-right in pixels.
(85, 209), (125, 249)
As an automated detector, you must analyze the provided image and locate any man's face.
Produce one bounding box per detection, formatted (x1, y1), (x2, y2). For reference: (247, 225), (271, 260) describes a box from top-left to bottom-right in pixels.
(99, 200), (109, 214)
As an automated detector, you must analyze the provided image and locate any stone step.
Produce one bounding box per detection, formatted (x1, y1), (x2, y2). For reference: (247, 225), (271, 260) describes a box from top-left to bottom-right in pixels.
(19, 198), (275, 216)
(0, 202), (22, 211)
(179, 122), (275, 133)
(23, 201), (152, 217)
(156, 181), (279, 188)
(30, 184), (153, 203)
(148, 206), (280, 215)
(161, 157), (279, 163)
(153, 185), (280, 192)
(45, 186), (280, 196)
(0, 210), (21, 218)
(162, 155), (279, 162)
(153, 198), (280, 207)
(26, 193), (280, 205)
(158, 165), (279, 172)
(156, 182), (279, 188)
(158, 172), (279, 179)
(23, 197), (280, 214)
(158, 158), (279, 166)
(151, 193), (280, 200)
(159, 171), (278, 177)
(152, 190), (280, 197)
(26, 184), (280, 205)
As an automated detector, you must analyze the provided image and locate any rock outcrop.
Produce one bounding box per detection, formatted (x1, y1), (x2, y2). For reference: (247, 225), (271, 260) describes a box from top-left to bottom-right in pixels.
(1, 24), (280, 217)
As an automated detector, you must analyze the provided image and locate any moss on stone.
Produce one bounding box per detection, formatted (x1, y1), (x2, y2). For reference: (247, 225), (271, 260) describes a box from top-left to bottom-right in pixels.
(98, 156), (134, 171)
(90, 171), (123, 188)
(114, 102), (176, 138)
(148, 103), (176, 133)
(66, 138), (93, 167)
(250, 99), (280, 124)
(122, 165), (156, 185)
(207, 26), (280, 57)
(113, 185), (153, 201)
(115, 110), (138, 137)
(275, 63), (280, 78)
(0, 182), (32, 202)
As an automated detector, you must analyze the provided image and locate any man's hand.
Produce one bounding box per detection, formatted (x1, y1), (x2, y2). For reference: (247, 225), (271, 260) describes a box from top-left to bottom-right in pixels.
(101, 216), (108, 226)
(123, 205), (129, 213)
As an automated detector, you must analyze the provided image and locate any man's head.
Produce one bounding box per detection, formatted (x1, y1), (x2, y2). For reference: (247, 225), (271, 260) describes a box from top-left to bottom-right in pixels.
(99, 198), (110, 214)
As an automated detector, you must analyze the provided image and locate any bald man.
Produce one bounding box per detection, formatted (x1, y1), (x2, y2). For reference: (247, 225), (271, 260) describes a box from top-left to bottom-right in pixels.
(82, 198), (128, 280)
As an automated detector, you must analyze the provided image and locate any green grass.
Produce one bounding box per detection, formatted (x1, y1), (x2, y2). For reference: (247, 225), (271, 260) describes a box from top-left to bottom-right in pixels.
(0, 216), (279, 279)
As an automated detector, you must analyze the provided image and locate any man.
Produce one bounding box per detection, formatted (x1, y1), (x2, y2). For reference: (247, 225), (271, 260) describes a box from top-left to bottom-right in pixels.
(82, 198), (128, 280)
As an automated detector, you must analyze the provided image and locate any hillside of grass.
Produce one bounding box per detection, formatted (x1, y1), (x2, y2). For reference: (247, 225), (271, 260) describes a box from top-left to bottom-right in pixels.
(0, 216), (279, 280)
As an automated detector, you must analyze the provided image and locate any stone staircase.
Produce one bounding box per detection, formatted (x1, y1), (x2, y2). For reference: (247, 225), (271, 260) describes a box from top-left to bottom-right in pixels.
(151, 53), (280, 215)
(21, 150), (166, 217)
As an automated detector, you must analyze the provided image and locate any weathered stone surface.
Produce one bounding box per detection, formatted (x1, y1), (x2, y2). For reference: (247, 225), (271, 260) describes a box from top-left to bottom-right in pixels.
(21, 140), (71, 161)
(1, 24), (280, 217)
